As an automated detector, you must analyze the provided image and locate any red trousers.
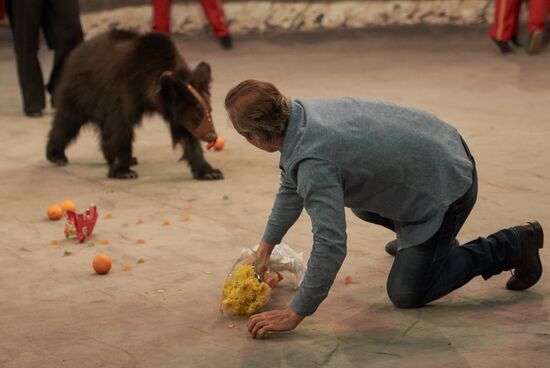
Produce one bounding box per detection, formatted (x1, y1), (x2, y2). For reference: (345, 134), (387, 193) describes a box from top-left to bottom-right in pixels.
(489, 0), (550, 40)
(152, 0), (229, 38)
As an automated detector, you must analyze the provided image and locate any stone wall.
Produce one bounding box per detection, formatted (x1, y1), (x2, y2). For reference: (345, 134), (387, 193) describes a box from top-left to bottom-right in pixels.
(81, 0), (495, 37)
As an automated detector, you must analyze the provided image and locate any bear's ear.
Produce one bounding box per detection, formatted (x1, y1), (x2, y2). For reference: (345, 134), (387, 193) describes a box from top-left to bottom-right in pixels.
(159, 71), (191, 105)
(190, 62), (212, 92)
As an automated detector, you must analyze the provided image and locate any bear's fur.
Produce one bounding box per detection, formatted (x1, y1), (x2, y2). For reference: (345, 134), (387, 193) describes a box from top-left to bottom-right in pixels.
(46, 30), (223, 180)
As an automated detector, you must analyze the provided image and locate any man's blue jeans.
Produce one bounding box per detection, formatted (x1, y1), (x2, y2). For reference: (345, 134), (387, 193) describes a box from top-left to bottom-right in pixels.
(352, 144), (521, 308)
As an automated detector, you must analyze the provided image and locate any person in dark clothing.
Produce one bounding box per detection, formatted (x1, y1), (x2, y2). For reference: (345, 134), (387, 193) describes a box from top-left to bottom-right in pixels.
(5, 0), (83, 117)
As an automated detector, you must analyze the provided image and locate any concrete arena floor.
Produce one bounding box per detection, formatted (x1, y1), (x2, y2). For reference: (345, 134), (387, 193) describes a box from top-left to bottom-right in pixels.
(0, 26), (549, 368)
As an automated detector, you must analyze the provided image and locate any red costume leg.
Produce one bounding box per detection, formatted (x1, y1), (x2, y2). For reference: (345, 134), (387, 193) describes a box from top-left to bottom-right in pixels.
(527, 0), (550, 34)
(199, 0), (229, 38)
(152, 0), (170, 32)
(489, 0), (522, 41)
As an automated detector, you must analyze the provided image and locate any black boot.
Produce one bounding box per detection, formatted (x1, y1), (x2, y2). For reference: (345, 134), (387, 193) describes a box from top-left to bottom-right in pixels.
(492, 38), (513, 54)
(25, 110), (43, 118)
(506, 221), (544, 290)
(385, 238), (460, 256)
(220, 34), (233, 50)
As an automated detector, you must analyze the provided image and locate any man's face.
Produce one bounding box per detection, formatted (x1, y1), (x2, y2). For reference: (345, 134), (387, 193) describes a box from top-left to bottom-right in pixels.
(245, 134), (281, 153)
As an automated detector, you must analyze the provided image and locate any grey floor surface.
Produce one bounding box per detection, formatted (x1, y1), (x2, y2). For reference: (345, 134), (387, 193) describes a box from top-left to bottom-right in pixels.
(0, 26), (549, 367)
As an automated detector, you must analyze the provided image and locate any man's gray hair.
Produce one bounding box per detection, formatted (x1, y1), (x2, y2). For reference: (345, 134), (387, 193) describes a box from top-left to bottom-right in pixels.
(225, 80), (292, 142)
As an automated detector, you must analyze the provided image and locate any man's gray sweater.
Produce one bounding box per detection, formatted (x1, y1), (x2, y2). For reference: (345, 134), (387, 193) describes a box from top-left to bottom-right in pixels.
(262, 98), (474, 316)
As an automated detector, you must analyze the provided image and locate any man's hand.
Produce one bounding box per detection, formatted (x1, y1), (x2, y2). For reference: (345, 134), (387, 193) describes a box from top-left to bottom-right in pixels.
(243, 240), (274, 277)
(247, 307), (305, 339)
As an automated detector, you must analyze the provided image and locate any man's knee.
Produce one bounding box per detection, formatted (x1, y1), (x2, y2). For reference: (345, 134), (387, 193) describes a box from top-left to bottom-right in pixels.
(387, 283), (426, 309)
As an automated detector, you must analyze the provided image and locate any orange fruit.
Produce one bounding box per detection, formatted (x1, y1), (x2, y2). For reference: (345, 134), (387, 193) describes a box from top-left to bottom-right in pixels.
(214, 137), (224, 151)
(344, 275), (353, 285)
(92, 254), (112, 274)
(60, 200), (77, 213)
(47, 203), (63, 221)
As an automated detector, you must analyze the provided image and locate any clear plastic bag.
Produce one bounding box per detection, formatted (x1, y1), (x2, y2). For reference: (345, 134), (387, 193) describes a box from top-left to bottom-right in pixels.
(220, 243), (306, 316)
(236, 243), (306, 290)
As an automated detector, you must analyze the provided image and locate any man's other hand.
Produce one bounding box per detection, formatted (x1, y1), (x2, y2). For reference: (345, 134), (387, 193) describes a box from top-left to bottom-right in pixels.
(247, 307), (304, 339)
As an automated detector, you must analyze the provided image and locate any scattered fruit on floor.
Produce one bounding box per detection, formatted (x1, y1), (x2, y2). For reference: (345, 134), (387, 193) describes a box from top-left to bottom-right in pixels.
(60, 200), (77, 213)
(92, 254), (112, 274)
(47, 203), (63, 221)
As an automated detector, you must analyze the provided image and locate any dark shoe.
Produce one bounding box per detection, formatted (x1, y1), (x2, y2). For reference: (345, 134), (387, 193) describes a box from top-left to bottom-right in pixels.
(492, 38), (513, 54)
(220, 34), (233, 50)
(25, 110), (43, 118)
(506, 221), (544, 290)
(527, 30), (543, 54)
(385, 239), (398, 256)
(385, 238), (459, 256)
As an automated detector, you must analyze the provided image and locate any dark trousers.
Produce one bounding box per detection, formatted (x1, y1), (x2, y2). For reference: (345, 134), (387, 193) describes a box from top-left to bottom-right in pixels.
(6, 0), (83, 113)
(352, 141), (521, 308)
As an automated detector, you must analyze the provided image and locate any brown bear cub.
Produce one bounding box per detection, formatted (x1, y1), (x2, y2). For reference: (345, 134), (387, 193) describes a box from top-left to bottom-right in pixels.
(46, 30), (223, 180)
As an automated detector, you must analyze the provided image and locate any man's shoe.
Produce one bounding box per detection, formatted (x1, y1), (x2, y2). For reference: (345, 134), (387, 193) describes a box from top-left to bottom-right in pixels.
(527, 30), (543, 54)
(220, 34), (233, 50)
(25, 110), (43, 118)
(506, 221), (544, 290)
(492, 38), (513, 54)
(385, 238), (459, 256)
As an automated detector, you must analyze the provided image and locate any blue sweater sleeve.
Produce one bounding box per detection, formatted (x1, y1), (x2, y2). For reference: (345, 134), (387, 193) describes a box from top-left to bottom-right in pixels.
(262, 171), (304, 246)
(290, 159), (347, 316)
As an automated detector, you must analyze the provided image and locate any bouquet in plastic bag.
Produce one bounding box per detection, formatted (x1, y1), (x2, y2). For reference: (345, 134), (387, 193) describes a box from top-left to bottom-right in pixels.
(221, 243), (306, 316)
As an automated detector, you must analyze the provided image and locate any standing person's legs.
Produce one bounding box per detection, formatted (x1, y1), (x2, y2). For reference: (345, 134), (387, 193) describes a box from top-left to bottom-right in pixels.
(44, 0), (83, 105)
(526, 0), (550, 54)
(199, 0), (232, 48)
(527, 0), (550, 33)
(152, 0), (170, 32)
(6, 0), (45, 115)
(489, 0), (522, 53)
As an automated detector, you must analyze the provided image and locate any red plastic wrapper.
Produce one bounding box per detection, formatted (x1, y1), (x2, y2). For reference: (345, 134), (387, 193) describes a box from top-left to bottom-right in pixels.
(65, 204), (98, 243)
(264, 270), (284, 288)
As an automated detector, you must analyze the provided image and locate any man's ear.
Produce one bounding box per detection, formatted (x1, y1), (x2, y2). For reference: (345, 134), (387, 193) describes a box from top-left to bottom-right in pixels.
(190, 62), (212, 92)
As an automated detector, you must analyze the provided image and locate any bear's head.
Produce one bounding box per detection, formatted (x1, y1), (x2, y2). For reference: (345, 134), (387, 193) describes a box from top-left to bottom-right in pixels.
(159, 62), (217, 145)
